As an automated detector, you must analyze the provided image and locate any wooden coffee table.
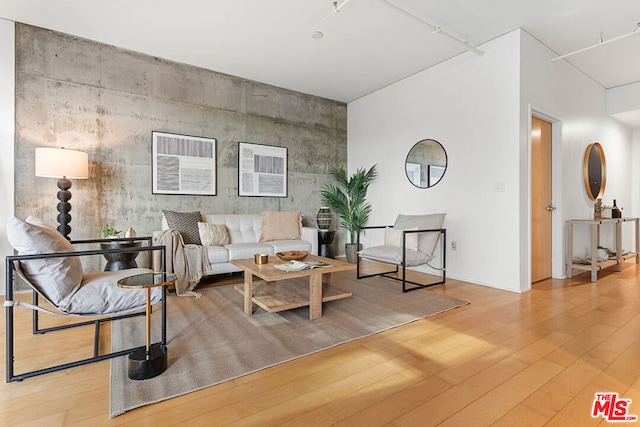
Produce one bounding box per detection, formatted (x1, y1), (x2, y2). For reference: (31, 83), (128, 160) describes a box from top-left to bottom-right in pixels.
(230, 254), (355, 320)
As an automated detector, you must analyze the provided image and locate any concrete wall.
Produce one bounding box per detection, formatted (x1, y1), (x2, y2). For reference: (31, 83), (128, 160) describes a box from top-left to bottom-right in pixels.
(0, 19), (16, 291)
(13, 24), (347, 250)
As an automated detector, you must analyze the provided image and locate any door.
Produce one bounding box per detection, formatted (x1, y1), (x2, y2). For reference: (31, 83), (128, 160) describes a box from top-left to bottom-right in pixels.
(531, 116), (553, 283)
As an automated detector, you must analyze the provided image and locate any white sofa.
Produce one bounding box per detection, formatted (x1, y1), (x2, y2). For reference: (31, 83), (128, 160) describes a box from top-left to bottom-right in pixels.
(157, 213), (318, 276)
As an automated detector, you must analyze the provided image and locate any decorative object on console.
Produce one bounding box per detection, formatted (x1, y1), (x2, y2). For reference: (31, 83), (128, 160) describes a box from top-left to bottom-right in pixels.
(593, 198), (603, 220)
(612, 199), (622, 218)
(583, 142), (606, 201)
(124, 227), (137, 238)
(316, 207), (332, 230)
(35, 147), (89, 239)
(152, 131), (217, 196)
(238, 142), (288, 197)
(321, 164), (378, 263)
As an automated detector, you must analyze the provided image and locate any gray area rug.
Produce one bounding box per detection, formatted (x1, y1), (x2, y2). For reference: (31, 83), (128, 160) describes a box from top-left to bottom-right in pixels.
(110, 272), (469, 417)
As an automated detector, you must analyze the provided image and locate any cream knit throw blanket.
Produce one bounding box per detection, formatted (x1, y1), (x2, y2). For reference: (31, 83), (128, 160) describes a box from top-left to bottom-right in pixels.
(153, 230), (210, 298)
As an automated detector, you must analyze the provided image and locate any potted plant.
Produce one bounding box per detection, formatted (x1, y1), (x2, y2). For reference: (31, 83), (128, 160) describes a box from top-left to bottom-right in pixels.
(321, 164), (377, 263)
(101, 224), (121, 239)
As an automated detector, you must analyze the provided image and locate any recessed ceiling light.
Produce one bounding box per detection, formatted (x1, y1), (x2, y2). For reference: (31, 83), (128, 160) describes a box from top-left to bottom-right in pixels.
(311, 31), (324, 39)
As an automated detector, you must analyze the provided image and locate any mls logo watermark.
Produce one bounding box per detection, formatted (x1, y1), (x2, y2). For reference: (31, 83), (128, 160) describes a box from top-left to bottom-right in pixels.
(592, 392), (638, 422)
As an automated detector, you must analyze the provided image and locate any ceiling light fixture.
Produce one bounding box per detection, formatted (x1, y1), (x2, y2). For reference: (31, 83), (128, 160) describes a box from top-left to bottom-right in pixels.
(551, 22), (640, 62)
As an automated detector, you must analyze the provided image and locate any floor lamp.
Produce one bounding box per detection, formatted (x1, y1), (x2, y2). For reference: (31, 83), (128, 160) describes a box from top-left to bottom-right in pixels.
(35, 147), (89, 239)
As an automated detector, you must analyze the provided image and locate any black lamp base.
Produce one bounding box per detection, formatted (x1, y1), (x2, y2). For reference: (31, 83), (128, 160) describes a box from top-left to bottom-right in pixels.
(56, 178), (72, 239)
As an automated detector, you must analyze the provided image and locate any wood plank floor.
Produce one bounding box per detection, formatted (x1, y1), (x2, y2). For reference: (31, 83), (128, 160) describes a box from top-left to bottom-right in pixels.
(2, 264), (640, 426)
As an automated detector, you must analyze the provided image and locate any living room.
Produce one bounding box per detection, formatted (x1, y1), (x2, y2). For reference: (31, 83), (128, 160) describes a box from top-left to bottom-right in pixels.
(2, 2), (640, 425)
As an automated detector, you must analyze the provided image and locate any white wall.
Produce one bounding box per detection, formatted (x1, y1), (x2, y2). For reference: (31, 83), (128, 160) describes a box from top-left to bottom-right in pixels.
(348, 29), (637, 293)
(349, 31), (522, 292)
(520, 30), (635, 281)
(0, 19), (15, 296)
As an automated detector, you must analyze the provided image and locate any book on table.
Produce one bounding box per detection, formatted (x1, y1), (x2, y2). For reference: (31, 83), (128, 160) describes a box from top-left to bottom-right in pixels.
(274, 260), (331, 272)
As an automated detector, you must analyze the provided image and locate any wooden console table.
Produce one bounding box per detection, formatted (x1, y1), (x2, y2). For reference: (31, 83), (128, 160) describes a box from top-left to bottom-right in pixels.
(567, 217), (639, 282)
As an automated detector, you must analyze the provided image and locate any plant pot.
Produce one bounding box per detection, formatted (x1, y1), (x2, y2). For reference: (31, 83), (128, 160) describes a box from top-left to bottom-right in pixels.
(345, 243), (361, 264)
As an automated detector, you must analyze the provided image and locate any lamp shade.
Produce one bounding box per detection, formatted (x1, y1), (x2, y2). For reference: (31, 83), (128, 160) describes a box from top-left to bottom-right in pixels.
(35, 147), (89, 179)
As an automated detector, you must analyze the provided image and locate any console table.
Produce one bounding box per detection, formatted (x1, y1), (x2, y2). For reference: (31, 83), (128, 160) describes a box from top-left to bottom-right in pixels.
(567, 217), (639, 282)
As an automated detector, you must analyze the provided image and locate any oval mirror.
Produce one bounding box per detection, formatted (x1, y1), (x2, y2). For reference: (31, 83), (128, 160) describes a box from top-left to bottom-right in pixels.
(405, 139), (447, 188)
(583, 142), (606, 200)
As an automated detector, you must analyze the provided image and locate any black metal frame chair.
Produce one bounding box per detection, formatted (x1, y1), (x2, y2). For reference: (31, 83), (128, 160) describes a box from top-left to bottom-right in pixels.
(356, 226), (446, 292)
(4, 237), (168, 382)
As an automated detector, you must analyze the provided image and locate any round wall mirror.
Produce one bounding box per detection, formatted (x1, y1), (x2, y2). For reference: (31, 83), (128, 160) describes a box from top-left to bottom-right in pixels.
(405, 139), (447, 188)
(583, 142), (606, 200)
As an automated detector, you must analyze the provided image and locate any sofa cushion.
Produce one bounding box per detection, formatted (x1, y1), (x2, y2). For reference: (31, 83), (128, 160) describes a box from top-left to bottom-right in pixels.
(6, 216), (83, 310)
(266, 239), (313, 253)
(198, 222), (230, 246)
(163, 210), (202, 245)
(226, 243), (275, 260)
(205, 245), (230, 264)
(259, 211), (302, 242)
(384, 226), (419, 251)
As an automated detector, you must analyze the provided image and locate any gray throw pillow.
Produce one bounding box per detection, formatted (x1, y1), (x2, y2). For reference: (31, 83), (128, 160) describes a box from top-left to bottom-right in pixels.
(6, 216), (83, 310)
(162, 210), (202, 245)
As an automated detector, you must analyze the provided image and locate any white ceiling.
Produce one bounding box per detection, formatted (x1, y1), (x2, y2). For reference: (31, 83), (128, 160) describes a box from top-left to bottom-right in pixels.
(2, 0), (640, 126)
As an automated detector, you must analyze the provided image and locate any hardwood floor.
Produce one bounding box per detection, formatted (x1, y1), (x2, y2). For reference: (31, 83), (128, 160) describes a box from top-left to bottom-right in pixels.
(2, 264), (640, 426)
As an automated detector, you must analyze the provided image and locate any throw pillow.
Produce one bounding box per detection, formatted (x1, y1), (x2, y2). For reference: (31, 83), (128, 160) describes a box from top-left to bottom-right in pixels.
(6, 216), (83, 310)
(198, 222), (230, 246)
(259, 211), (302, 242)
(384, 226), (419, 251)
(163, 210), (202, 245)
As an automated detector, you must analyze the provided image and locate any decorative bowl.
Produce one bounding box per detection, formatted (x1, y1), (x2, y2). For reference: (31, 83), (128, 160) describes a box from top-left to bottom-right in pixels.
(276, 251), (309, 261)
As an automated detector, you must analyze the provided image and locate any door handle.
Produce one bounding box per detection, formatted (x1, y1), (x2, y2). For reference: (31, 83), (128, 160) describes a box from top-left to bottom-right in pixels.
(546, 205), (556, 212)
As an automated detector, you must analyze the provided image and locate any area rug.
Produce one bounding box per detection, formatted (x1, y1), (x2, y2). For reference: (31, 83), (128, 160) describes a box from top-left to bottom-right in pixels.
(109, 272), (469, 417)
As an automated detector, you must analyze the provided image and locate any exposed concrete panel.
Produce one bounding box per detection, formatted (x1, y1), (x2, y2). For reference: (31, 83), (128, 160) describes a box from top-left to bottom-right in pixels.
(14, 24), (348, 268)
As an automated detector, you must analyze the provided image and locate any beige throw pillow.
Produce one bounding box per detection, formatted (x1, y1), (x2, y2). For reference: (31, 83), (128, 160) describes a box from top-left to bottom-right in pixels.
(198, 222), (230, 246)
(384, 226), (419, 251)
(259, 211), (302, 242)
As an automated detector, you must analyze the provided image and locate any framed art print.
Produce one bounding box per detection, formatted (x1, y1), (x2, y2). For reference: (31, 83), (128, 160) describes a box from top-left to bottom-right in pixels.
(152, 131), (217, 195)
(238, 142), (287, 197)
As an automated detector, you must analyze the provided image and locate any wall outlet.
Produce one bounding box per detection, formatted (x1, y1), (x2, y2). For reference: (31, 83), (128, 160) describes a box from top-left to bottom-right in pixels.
(451, 240), (457, 250)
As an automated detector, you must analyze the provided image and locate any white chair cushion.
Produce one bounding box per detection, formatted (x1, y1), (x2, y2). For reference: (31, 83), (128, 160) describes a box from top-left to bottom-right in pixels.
(394, 213), (446, 255)
(359, 246), (433, 267)
(68, 268), (162, 315)
(6, 216), (83, 310)
(384, 226), (419, 251)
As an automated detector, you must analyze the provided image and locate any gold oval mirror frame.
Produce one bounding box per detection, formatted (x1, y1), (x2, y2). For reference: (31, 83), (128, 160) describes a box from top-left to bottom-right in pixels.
(583, 142), (606, 200)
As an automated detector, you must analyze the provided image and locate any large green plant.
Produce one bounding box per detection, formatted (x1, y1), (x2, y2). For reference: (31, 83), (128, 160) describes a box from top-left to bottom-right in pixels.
(321, 164), (378, 244)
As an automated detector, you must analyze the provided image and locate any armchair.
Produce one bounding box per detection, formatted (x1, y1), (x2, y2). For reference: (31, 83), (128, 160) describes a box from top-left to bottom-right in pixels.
(357, 213), (446, 292)
(4, 216), (167, 382)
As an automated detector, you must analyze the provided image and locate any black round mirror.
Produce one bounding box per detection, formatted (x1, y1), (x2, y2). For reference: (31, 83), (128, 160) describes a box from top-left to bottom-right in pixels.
(405, 139), (447, 188)
(583, 142), (606, 200)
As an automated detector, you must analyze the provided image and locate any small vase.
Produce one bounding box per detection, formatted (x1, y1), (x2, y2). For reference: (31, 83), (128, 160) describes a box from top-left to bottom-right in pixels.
(317, 207), (332, 230)
(124, 227), (136, 238)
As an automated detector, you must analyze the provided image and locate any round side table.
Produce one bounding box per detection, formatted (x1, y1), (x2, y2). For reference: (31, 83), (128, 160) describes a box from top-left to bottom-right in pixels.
(100, 241), (142, 271)
(318, 230), (335, 259)
(117, 272), (176, 380)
